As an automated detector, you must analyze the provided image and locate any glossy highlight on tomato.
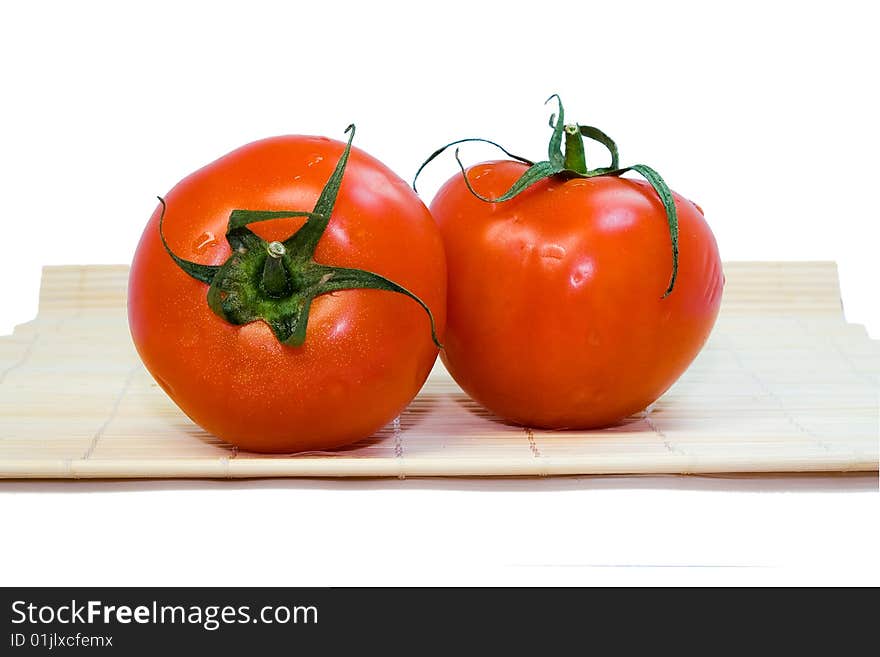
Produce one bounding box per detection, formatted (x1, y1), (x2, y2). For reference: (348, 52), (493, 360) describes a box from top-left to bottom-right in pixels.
(128, 131), (446, 452)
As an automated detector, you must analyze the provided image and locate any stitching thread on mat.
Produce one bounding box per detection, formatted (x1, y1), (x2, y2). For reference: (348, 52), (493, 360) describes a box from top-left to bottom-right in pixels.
(796, 316), (876, 464)
(0, 332), (40, 387)
(725, 335), (835, 454)
(799, 316), (878, 388)
(524, 428), (547, 477)
(222, 447), (239, 479)
(642, 405), (685, 456)
(392, 416), (406, 479)
(81, 365), (139, 460)
(525, 427), (541, 458)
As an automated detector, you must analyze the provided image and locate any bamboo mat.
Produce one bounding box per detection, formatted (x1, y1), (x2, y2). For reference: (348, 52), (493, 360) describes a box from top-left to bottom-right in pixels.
(0, 263), (877, 479)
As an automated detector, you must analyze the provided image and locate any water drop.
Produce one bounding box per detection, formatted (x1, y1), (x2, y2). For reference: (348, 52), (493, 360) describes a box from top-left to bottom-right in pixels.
(540, 244), (566, 260)
(569, 258), (595, 287)
(192, 231), (217, 252)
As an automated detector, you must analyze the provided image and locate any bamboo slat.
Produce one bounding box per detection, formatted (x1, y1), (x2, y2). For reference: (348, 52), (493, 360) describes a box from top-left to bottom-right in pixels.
(0, 262), (877, 478)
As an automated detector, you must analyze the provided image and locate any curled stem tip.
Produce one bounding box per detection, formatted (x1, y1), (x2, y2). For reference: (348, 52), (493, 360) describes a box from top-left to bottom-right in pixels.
(412, 137), (532, 193)
(156, 196), (219, 285)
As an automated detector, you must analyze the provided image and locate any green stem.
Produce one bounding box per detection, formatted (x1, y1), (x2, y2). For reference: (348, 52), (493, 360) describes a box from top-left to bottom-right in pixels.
(563, 124), (587, 174)
(261, 242), (291, 298)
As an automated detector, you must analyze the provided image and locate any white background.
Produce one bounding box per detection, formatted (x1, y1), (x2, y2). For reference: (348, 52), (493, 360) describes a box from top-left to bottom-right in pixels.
(1, 0), (877, 586)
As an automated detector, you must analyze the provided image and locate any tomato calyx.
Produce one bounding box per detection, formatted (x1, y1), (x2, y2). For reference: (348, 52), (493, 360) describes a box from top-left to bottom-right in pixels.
(413, 95), (681, 296)
(158, 125), (442, 348)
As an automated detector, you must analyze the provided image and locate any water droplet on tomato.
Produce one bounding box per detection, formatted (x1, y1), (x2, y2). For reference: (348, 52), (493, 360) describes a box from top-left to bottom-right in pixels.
(192, 231), (218, 252)
(539, 244), (566, 261)
(306, 155), (324, 167)
(569, 258), (595, 287)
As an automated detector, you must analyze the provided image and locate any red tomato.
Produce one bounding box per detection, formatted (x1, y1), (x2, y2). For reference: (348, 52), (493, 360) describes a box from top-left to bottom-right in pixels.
(429, 159), (722, 429)
(129, 129), (446, 452)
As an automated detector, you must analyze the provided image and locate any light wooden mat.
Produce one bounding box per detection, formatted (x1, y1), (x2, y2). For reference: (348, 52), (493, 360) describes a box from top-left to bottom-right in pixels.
(0, 263), (877, 478)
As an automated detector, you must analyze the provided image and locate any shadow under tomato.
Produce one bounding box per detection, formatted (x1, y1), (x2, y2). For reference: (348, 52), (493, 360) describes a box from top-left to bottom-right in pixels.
(450, 392), (646, 433)
(450, 393), (523, 429)
(148, 389), (442, 457)
(212, 393), (445, 458)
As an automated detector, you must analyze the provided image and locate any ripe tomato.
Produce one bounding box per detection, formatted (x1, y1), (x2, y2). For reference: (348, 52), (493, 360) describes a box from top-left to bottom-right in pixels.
(129, 127), (446, 452)
(421, 98), (722, 428)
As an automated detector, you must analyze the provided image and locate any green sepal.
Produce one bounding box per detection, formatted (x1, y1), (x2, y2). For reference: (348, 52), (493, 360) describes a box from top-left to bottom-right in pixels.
(205, 230), (271, 323)
(284, 124), (355, 261)
(157, 197), (220, 284)
(269, 297), (313, 346)
(603, 164), (679, 296)
(578, 125), (620, 170)
(303, 264), (443, 348)
(228, 209), (324, 235)
(226, 209), (322, 253)
(545, 94), (565, 168)
(453, 151), (561, 202)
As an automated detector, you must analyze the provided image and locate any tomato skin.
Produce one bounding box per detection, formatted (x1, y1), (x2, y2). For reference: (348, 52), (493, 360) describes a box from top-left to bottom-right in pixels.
(128, 136), (446, 452)
(430, 160), (722, 428)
